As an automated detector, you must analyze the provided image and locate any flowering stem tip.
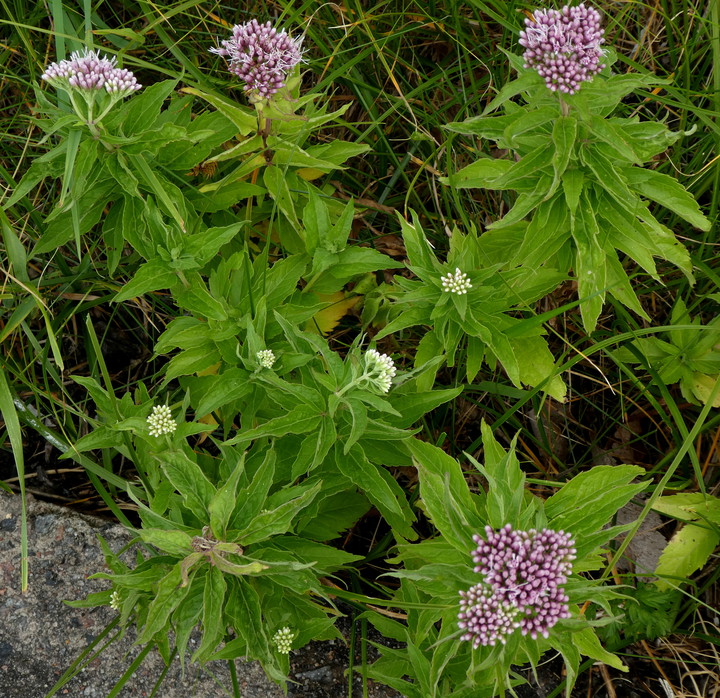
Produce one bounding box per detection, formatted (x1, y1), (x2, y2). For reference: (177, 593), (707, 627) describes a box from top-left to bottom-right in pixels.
(458, 524), (576, 647)
(42, 49), (141, 97)
(441, 268), (472, 295)
(146, 404), (177, 437)
(210, 19), (304, 100)
(519, 3), (605, 95)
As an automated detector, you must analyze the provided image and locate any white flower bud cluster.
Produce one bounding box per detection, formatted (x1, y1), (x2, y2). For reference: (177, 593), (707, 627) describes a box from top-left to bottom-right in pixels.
(440, 268), (472, 295)
(146, 404), (177, 437)
(364, 349), (396, 393)
(272, 626), (295, 654)
(256, 349), (276, 369)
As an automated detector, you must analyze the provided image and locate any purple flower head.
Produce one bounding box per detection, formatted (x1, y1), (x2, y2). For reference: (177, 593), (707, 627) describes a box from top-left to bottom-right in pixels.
(458, 524), (576, 647)
(519, 3), (605, 94)
(42, 49), (141, 96)
(211, 19), (304, 99)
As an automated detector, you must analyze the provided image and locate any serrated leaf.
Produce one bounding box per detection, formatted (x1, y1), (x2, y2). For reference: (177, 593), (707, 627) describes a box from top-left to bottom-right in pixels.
(225, 404), (322, 445)
(193, 565), (227, 663)
(138, 528), (193, 556)
(624, 168), (711, 231)
(113, 259), (179, 303)
(689, 373), (720, 407)
(571, 626), (627, 671)
(544, 465), (647, 558)
(408, 438), (479, 551)
(654, 522), (720, 590)
(180, 87), (256, 135)
(136, 563), (190, 645)
(338, 444), (416, 540)
(155, 450), (216, 520)
(442, 157), (514, 189)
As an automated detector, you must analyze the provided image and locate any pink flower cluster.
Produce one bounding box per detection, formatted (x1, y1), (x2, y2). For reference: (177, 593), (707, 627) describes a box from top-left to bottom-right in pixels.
(458, 524), (576, 648)
(519, 3), (605, 94)
(211, 19), (304, 99)
(42, 49), (141, 95)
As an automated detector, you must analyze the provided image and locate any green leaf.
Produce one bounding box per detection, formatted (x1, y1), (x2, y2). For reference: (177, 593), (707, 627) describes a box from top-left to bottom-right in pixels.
(172, 580), (204, 669)
(128, 152), (186, 232)
(652, 492), (720, 524)
(580, 146), (638, 214)
(174, 276), (228, 321)
(551, 116), (577, 190)
(225, 404), (322, 445)
(490, 144), (554, 190)
(302, 190), (330, 253)
(408, 438), (479, 551)
(572, 199), (607, 333)
(155, 450), (216, 521)
(338, 445), (416, 540)
(165, 346), (222, 381)
(181, 223), (244, 268)
(264, 166), (300, 228)
(209, 452), (246, 539)
(193, 368), (252, 417)
(120, 79), (179, 135)
(544, 465), (647, 558)
(236, 481), (322, 545)
(503, 105), (559, 146)
(442, 158), (513, 189)
(388, 387), (463, 428)
(654, 522), (720, 591)
(571, 626), (627, 672)
(343, 397), (368, 454)
(136, 563), (190, 645)
(297, 489), (370, 541)
(512, 335), (566, 401)
(193, 565), (228, 663)
(562, 169), (585, 215)
(624, 168), (711, 231)
(138, 528), (193, 556)
(180, 87), (257, 135)
(469, 423), (525, 529)
(113, 260), (179, 303)
(396, 211), (438, 272)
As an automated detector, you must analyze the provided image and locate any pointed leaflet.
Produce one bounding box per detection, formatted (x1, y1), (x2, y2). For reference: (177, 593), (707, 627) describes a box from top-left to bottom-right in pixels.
(397, 211), (438, 271)
(654, 522), (720, 591)
(155, 450), (216, 522)
(624, 167), (710, 231)
(468, 422), (526, 529)
(337, 444), (417, 540)
(408, 438), (480, 552)
(544, 464), (647, 559)
(225, 404), (322, 445)
(235, 481), (322, 546)
(572, 197), (607, 333)
(550, 116), (577, 193)
(135, 562), (191, 645)
(209, 452), (246, 539)
(113, 259), (179, 303)
(192, 565), (228, 663)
